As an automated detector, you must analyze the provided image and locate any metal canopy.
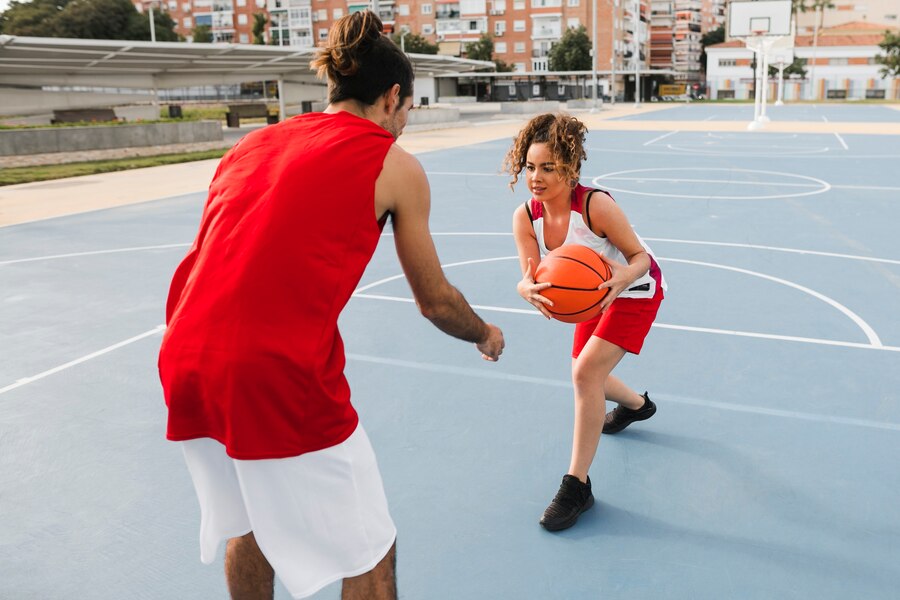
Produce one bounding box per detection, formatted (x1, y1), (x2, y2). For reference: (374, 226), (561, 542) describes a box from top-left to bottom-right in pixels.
(0, 35), (494, 89)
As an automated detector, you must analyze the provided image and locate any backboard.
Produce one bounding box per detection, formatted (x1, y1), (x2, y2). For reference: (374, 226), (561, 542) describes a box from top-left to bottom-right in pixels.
(727, 0), (793, 39)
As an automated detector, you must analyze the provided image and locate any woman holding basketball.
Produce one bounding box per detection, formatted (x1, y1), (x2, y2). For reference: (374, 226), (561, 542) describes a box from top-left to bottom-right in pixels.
(505, 113), (666, 532)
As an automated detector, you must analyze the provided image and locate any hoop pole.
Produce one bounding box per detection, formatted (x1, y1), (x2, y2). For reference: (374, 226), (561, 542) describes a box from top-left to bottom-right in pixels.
(760, 42), (770, 121)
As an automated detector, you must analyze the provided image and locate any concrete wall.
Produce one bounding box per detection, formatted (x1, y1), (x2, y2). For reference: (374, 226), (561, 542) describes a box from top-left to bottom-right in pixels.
(0, 87), (157, 118)
(407, 107), (460, 125)
(500, 100), (561, 113)
(0, 120), (223, 157)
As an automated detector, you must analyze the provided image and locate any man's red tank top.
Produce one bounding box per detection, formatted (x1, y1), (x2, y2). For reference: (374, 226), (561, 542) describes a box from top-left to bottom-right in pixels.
(159, 111), (395, 459)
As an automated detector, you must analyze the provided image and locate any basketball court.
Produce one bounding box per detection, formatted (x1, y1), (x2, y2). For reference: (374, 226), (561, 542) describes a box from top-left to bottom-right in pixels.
(1, 102), (899, 598)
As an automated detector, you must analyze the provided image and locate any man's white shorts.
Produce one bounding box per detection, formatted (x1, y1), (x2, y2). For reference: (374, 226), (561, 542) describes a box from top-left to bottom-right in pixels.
(181, 424), (397, 599)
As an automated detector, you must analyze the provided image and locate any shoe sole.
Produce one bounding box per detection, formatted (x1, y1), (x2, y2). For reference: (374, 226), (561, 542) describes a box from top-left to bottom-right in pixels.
(602, 401), (657, 435)
(539, 494), (595, 532)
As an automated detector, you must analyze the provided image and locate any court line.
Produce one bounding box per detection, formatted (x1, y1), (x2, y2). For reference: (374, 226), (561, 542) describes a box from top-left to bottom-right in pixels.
(661, 257), (882, 347)
(345, 353), (900, 432)
(643, 130), (679, 146)
(0, 243), (190, 266)
(599, 176), (822, 189)
(834, 132), (849, 150)
(3, 237), (897, 270)
(0, 325), (165, 397)
(354, 253), (885, 349)
(352, 293), (899, 353)
(641, 237), (900, 266)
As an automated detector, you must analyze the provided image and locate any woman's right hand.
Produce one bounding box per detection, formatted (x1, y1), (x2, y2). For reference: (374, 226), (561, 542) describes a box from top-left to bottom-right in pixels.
(517, 257), (554, 319)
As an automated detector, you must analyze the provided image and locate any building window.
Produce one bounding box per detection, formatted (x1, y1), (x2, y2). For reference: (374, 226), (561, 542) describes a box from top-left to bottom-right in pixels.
(182, 3), (190, 11)
(567, 0), (579, 5)
(183, 16), (192, 27)
(423, 23), (434, 34)
(333, 8), (343, 18)
(237, 13), (248, 24)
(239, 33), (249, 43)
(495, 41), (507, 52)
(493, 0), (507, 11)
(514, 41), (525, 53)
(513, 0), (525, 9)
(422, 3), (433, 14)
(567, 17), (579, 28)
(495, 20), (506, 35)
(514, 61), (526, 71)
(167, 0), (176, 9)
(317, 9), (327, 20)
(236, 0), (245, 6)
(513, 19), (526, 31)
(531, 0), (561, 6)
(399, 4), (410, 15)
(256, 0), (265, 7)
(319, 27), (329, 40)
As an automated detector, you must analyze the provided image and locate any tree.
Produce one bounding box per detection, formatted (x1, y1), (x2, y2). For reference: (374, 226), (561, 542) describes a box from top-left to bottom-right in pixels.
(0, 0), (71, 37)
(465, 33), (494, 62)
(768, 56), (807, 78)
(192, 23), (212, 43)
(493, 58), (516, 72)
(252, 12), (267, 45)
(875, 30), (900, 78)
(0, 0), (178, 40)
(547, 25), (591, 71)
(124, 2), (180, 41)
(389, 32), (439, 54)
(700, 25), (725, 72)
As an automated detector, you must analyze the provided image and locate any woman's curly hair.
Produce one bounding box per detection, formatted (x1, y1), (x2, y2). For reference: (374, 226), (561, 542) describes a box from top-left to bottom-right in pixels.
(502, 113), (588, 189)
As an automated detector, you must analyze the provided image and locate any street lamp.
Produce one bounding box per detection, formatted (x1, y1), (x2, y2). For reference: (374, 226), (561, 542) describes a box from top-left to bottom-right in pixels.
(591, 0), (601, 111)
(148, 1), (157, 43)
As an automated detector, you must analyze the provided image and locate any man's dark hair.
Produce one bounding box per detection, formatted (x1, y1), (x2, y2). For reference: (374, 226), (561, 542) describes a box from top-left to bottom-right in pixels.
(310, 11), (414, 105)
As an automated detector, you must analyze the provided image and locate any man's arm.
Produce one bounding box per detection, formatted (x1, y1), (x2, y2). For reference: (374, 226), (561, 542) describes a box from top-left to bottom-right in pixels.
(375, 145), (504, 360)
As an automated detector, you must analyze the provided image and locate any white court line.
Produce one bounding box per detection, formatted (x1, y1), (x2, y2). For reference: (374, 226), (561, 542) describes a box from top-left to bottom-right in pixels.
(346, 353), (900, 431)
(822, 115), (829, 122)
(0, 325), (165, 396)
(703, 115), (716, 121)
(643, 130), (679, 146)
(834, 132), (849, 150)
(600, 176), (821, 189)
(351, 293), (899, 353)
(662, 257), (881, 346)
(0, 243), (190, 266)
(642, 237), (900, 266)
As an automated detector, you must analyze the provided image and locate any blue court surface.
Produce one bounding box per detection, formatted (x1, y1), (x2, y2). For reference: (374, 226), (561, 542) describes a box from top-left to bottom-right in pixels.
(612, 102), (900, 123)
(2, 104), (899, 599)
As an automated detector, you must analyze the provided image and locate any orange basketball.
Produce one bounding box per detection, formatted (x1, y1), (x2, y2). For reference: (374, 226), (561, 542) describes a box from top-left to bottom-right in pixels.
(534, 245), (611, 323)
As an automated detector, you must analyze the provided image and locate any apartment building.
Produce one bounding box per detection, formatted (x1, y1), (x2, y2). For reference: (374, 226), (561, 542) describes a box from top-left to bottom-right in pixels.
(133, 0), (267, 43)
(137, 0), (662, 80)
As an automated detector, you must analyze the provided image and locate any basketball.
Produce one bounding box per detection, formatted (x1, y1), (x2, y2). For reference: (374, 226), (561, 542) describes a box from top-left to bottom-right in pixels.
(534, 245), (611, 323)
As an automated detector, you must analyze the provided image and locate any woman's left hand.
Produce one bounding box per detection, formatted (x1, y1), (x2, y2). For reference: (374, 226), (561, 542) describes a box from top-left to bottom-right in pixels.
(597, 255), (639, 312)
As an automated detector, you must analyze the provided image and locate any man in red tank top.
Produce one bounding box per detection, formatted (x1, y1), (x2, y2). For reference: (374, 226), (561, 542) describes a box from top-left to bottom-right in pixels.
(159, 11), (504, 600)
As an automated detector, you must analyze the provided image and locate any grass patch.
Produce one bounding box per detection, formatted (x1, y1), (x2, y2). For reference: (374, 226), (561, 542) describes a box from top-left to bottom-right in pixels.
(0, 148), (229, 187)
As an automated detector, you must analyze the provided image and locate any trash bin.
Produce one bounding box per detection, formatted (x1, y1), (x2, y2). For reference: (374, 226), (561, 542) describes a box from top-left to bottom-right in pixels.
(266, 113), (280, 125)
(301, 100), (314, 114)
(167, 105), (183, 118)
(420, 97), (429, 107)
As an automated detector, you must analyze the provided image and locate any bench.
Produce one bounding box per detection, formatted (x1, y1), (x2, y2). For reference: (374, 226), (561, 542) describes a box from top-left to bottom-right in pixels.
(826, 89), (848, 99)
(51, 108), (118, 124)
(865, 89), (886, 99)
(225, 103), (279, 127)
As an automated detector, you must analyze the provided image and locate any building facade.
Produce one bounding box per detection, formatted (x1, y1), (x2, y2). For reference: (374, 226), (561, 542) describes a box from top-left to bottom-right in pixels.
(133, 0), (660, 80)
(706, 21), (899, 101)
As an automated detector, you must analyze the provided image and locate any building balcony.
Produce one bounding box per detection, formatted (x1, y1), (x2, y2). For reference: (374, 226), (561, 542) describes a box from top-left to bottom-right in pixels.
(436, 9), (461, 19)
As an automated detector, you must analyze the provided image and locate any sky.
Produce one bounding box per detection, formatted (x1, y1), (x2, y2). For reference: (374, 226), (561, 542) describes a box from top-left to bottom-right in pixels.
(0, 1), (9, 14)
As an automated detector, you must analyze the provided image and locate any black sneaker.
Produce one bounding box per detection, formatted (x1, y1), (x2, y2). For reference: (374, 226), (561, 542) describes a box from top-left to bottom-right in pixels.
(540, 474), (594, 532)
(603, 392), (656, 434)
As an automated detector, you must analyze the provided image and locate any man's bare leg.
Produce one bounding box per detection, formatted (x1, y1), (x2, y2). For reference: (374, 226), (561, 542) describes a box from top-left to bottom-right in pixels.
(225, 532), (274, 600)
(342, 542), (397, 600)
